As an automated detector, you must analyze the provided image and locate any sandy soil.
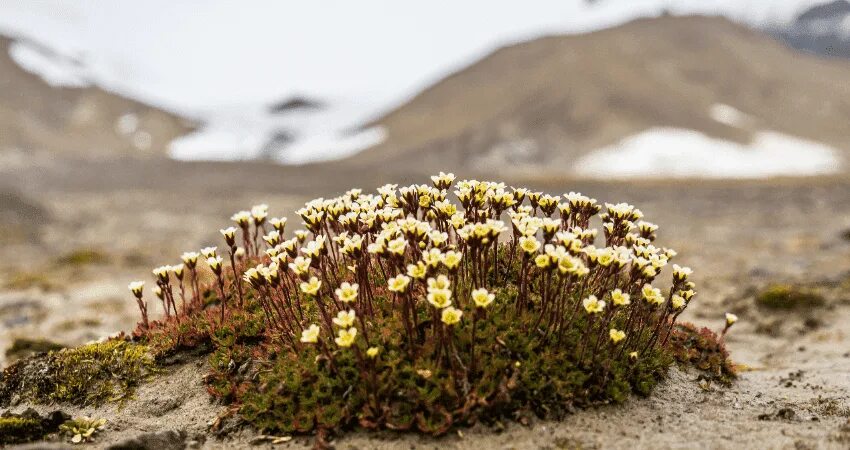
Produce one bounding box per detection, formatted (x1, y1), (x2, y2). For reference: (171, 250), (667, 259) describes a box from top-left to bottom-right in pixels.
(1, 159), (849, 449)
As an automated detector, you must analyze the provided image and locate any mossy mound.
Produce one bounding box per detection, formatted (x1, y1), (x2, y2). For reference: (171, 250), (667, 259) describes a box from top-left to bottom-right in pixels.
(755, 284), (825, 310)
(4, 271), (54, 291)
(55, 248), (110, 266)
(0, 340), (155, 407)
(0, 408), (70, 445)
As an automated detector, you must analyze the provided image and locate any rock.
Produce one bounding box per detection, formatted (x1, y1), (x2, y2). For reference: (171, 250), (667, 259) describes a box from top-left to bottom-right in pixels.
(106, 430), (187, 450)
(758, 407), (798, 421)
(268, 96), (324, 114)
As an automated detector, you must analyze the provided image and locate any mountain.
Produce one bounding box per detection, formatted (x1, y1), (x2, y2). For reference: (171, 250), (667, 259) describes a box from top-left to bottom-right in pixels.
(769, 0), (850, 60)
(798, 0), (850, 21)
(0, 34), (194, 159)
(346, 16), (850, 178)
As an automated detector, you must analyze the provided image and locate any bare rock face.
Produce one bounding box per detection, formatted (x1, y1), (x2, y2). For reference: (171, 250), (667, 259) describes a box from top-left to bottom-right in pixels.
(770, 0), (850, 60)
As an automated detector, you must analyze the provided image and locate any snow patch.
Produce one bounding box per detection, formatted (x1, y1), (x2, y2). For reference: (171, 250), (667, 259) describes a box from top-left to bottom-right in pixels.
(169, 128), (267, 161)
(8, 40), (90, 88)
(115, 113), (139, 135)
(169, 99), (386, 164)
(574, 128), (840, 179)
(709, 104), (750, 127)
(275, 127), (386, 165)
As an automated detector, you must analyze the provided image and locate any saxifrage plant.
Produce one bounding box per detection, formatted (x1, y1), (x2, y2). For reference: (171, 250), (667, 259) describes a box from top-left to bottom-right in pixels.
(126, 173), (735, 445)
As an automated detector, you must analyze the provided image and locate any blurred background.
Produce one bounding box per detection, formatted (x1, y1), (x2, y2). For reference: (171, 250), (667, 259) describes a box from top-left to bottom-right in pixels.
(1, 0), (849, 372)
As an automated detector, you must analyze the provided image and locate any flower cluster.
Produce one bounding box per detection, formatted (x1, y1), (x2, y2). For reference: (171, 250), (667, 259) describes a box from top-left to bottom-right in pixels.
(129, 174), (712, 438)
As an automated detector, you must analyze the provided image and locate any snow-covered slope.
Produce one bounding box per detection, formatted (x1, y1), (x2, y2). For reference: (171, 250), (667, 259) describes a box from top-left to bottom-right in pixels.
(574, 129), (839, 178)
(168, 100), (386, 164)
(7, 39), (90, 88)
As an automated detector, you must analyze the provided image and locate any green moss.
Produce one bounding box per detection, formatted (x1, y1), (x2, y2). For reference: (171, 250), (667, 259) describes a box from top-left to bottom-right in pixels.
(55, 248), (110, 266)
(0, 409), (70, 445)
(0, 416), (43, 444)
(0, 340), (155, 407)
(755, 284), (825, 310)
(5, 337), (65, 362)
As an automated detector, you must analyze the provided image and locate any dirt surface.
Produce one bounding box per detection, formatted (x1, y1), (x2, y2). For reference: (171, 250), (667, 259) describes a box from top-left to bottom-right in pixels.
(2, 158), (849, 448)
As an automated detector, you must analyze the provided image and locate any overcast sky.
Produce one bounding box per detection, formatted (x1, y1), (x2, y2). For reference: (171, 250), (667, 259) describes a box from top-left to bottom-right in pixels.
(0, 0), (826, 114)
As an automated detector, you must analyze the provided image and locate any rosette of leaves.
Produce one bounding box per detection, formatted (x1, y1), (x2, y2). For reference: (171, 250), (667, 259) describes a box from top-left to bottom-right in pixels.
(59, 416), (107, 444)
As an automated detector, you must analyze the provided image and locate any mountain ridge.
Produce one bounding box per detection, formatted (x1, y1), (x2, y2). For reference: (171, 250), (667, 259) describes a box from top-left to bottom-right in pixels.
(346, 15), (850, 176)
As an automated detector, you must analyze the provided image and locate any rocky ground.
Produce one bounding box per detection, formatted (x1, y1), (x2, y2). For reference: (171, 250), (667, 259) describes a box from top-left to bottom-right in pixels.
(1, 158), (849, 449)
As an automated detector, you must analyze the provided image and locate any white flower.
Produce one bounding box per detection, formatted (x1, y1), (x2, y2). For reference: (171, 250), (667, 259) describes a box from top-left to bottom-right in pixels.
(440, 306), (463, 325)
(610, 288), (631, 307)
(299, 276), (321, 295)
(300, 324), (320, 343)
(426, 288), (452, 309)
(288, 256), (311, 275)
(335, 282), (359, 303)
(387, 236), (407, 256)
(582, 295), (605, 314)
(471, 288), (495, 308)
(152, 266), (169, 282)
(128, 281), (145, 297)
(334, 327), (358, 347)
(426, 275), (450, 291)
(673, 264), (693, 281)
(220, 226), (237, 239)
(609, 329), (626, 344)
(206, 256), (223, 273)
(181, 251), (200, 267)
(332, 309), (356, 328)
(519, 236), (541, 255)
(231, 211), (251, 226)
(388, 274), (411, 292)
